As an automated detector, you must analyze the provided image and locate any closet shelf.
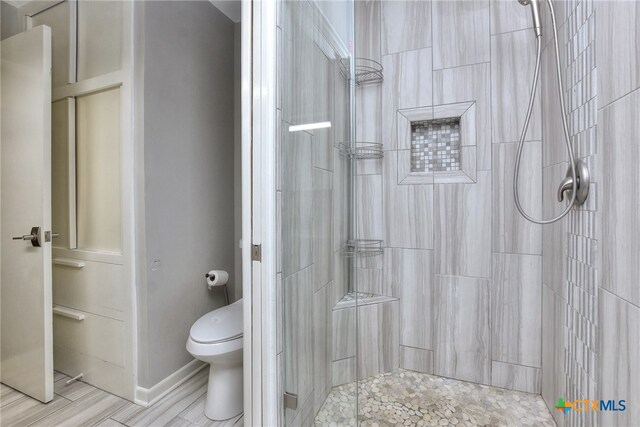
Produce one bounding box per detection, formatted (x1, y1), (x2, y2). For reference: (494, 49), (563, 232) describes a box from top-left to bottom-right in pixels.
(342, 239), (384, 258)
(339, 142), (384, 159)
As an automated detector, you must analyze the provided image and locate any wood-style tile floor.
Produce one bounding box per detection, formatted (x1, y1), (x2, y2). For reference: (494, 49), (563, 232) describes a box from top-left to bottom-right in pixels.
(0, 369), (243, 427)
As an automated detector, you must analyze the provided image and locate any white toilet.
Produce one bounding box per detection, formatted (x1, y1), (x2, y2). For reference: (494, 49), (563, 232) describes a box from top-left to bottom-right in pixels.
(186, 298), (243, 420)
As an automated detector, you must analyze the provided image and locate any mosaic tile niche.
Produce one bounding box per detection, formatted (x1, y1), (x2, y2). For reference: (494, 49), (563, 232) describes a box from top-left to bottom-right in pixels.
(411, 117), (462, 172)
(397, 102), (476, 184)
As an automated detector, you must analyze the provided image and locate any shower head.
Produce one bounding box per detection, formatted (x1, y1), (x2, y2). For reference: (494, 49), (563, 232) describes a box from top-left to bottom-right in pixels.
(519, 0), (542, 38)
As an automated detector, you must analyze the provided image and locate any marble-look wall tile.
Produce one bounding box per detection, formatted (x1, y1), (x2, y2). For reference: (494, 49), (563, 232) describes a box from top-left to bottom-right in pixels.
(381, 0), (432, 55)
(333, 148), (348, 253)
(332, 358), (356, 387)
(541, 285), (566, 427)
(313, 48), (333, 172)
(282, 129), (313, 276)
(332, 307), (356, 361)
(357, 301), (400, 380)
(356, 174), (383, 240)
(355, 268), (383, 296)
(400, 346), (433, 374)
(284, 266), (313, 425)
(382, 48), (433, 150)
(314, 169), (334, 291)
(434, 171), (492, 278)
(491, 361), (541, 394)
(383, 151), (433, 249)
(332, 59), (350, 149)
(541, 162), (568, 297)
(541, 41), (567, 168)
(597, 0), (640, 107)
(332, 251), (348, 306)
(490, 0), (532, 35)
(601, 89), (640, 307)
(355, 0), (381, 61)
(384, 248), (433, 349)
(492, 141), (542, 255)
(598, 289), (640, 427)
(433, 63), (491, 170)
(433, 275), (491, 385)
(432, 0), (490, 70)
(312, 285), (331, 414)
(281, 0), (315, 126)
(491, 253), (542, 368)
(491, 29), (542, 143)
(355, 85), (381, 146)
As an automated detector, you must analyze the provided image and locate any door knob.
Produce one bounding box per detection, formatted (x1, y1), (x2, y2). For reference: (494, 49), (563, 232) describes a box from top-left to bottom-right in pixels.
(12, 226), (42, 247)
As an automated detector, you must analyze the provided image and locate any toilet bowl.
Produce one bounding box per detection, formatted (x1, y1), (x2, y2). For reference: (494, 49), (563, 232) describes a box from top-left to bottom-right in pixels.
(186, 298), (243, 420)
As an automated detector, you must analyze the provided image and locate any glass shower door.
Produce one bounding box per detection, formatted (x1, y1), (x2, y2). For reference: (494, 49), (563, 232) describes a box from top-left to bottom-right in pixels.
(278, 0), (357, 425)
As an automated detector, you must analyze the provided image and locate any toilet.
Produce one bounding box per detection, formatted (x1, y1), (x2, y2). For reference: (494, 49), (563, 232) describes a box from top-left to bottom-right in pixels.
(186, 298), (243, 420)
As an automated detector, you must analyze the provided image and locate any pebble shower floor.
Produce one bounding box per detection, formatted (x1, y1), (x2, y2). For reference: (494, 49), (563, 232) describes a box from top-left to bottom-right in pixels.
(314, 369), (555, 426)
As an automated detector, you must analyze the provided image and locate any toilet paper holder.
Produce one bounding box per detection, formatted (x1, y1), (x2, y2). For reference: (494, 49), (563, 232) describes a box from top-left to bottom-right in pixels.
(205, 271), (230, 305)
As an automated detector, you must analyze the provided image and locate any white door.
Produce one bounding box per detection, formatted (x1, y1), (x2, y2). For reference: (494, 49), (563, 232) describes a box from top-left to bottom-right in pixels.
(1, 25), (53, 403)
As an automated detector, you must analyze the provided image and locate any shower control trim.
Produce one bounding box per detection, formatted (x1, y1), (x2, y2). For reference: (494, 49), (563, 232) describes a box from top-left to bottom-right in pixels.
(557, 159), (590, 206)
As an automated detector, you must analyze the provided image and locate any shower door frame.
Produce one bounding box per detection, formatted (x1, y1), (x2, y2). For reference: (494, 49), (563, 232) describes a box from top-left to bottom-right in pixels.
(242, 0), (279, 425)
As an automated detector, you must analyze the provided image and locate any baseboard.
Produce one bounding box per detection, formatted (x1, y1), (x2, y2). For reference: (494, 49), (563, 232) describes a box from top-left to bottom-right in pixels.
(134, 359), (207, 407)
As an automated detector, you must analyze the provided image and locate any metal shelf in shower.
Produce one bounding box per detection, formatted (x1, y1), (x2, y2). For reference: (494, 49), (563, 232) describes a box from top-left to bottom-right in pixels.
(340, 58), (384, 86)
(339, 142), (384, 159)
(342, 239), (384, 258)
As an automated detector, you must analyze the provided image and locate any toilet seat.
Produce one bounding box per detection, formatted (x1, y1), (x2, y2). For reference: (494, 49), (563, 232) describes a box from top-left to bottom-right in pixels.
(189, 299), (243, 344)
(186, 334), (242, 358)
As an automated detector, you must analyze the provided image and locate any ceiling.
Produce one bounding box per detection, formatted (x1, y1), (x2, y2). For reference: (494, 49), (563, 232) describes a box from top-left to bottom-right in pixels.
(210, 0), (241, 23)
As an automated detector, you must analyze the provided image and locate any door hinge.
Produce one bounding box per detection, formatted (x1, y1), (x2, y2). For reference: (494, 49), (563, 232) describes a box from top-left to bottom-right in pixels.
(251, 244), (262, 261)
(284, 392), (298, 410)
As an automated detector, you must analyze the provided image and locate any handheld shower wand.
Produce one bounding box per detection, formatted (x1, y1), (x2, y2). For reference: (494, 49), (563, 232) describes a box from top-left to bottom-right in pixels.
(518, 0), (543, 38)
(513, 0), (589, 224)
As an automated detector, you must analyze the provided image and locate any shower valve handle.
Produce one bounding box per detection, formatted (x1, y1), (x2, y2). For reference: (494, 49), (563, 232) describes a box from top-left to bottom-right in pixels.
(556, 160), (590, 206)
(557, 176), (574, 202)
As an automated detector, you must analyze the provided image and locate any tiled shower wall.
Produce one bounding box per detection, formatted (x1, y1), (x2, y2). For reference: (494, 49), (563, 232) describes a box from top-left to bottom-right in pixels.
(540, 1), (640, 427)
(354, 0), (544, 393)
(596, 1), (640, 424)
(540, 1), (598, 426)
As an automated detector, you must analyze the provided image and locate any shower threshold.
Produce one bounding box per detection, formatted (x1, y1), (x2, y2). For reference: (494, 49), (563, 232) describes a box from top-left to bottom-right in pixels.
(314, 369), (555, 426)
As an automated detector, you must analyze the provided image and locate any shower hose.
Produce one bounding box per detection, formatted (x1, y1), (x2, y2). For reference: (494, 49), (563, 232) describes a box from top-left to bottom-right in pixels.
(513, 0), (577, 224)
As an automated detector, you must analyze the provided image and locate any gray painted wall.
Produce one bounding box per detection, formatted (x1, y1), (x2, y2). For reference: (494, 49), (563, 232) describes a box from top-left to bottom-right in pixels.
(1, 1), (19, 41)
(140, 0), (237, 388)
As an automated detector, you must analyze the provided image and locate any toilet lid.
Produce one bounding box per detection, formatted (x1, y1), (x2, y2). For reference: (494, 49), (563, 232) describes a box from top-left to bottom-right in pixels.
(190, 299), (243, 344)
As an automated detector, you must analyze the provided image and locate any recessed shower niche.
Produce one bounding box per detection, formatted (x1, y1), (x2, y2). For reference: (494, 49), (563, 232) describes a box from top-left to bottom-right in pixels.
(411, 117), (461, 172)
(397, 102), (477, 184)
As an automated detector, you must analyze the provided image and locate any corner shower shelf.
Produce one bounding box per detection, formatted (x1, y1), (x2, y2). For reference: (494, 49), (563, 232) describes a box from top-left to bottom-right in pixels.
(333, 291), (399, 310)
(340, 58), (384, 86)
(342, 239), (384, 258)
(339, 142), (384, 159)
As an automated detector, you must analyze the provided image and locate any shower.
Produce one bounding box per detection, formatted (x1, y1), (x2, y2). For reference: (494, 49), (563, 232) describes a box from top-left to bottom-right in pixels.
(513, 0), (590, 224)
